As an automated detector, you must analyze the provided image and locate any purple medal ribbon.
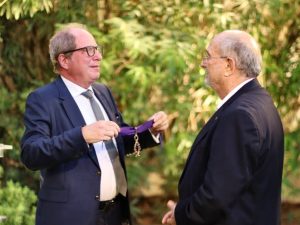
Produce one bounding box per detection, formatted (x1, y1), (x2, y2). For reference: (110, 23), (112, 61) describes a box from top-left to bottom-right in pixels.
(120, 120), (154, 137)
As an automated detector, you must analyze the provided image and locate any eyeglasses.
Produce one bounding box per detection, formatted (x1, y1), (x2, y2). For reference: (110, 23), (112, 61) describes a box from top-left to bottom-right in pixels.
(62, 45), (102, 57)
(202, 55), (227, 62)
(202, 51), (227, 62)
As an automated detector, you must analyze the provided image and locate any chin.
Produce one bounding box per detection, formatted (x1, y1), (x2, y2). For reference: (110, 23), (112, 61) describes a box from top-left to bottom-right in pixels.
(204, 76), (211, 87)
(91, 73), (100, 80)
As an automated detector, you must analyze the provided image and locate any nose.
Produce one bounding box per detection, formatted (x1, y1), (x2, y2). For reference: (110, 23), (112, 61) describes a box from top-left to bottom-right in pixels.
(200, 59), (206, 68)
(93, 50), (102, 61)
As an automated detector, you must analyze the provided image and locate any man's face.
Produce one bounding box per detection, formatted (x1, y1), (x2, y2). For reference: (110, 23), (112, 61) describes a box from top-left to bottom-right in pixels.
(66, 29), (102, 88)
(201, 40), (227, 90)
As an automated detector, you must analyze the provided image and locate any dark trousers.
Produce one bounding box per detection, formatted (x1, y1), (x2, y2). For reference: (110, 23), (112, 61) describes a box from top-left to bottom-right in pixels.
(96, 195), (130, 225)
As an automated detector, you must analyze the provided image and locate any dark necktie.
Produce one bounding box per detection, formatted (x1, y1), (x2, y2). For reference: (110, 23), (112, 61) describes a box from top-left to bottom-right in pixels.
(82, 90), (127, 197)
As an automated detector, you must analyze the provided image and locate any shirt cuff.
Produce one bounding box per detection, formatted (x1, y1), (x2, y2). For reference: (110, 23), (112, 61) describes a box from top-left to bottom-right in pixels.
(149, 129), (160, 143)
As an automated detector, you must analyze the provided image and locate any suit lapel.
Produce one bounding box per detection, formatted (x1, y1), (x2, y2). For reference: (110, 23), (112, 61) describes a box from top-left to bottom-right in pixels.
(55, 77), (100, 169)
(189, 78), (260, 153)
(179, 79), (261, 184)
(55, 77), (86, 128)
(179, 113), (219, 184)
(92, 87), (116, 122)
(191, 112), (219, 149)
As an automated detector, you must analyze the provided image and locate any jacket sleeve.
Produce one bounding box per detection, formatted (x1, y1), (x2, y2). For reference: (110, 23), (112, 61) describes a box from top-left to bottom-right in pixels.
(175, 109), (261, 224)
(20, 91), (89, 171)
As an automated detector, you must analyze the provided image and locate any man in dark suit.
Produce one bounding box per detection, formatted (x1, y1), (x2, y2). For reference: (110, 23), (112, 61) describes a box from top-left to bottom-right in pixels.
(20, 23), (168, 225)
(162, 30), (284, 225)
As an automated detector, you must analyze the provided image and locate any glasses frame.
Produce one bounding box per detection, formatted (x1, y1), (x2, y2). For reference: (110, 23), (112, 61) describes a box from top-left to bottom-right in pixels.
(62, 45), (102, 57)
(202, 50), (229, 62)
(202, 55), (228, 62)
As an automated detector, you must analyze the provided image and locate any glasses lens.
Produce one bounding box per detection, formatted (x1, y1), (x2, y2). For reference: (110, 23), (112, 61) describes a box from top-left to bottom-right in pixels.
(86, 46), (94, 57)
(86, 46), (102, 57)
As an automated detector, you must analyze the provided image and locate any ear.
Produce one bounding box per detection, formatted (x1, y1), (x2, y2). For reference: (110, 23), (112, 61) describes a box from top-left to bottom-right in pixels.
(57, 54), (70, 70)
(224, 57), (235, 77)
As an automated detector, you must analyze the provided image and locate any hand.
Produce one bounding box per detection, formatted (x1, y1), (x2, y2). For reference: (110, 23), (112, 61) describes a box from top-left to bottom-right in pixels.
(82, 120), (120, 143)
(162, 200), (177, 225)
(149, 111), (169, 135)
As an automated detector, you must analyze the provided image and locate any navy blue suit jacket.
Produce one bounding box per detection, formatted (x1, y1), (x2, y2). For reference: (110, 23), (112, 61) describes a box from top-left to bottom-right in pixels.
(175, 79), (284, 225)
(21, 76), (157, 225)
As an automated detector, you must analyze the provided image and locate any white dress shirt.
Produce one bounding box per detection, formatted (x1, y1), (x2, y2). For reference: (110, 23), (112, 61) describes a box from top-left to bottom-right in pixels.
(61, 76), (117, 201)
(217, 78), (254, 109)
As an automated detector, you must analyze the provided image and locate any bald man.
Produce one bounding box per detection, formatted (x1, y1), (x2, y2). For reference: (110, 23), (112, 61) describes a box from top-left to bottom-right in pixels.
(162, 30), (284, 225)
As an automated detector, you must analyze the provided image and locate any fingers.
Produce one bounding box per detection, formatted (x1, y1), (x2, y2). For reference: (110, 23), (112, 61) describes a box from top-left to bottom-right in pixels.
(167, 200), (176, 209)
(150, 111), (169, 134)
(162, 211), (173, 224)
(162, 200), (177, 225)
(82, 120), (120, 143)
(100, 121), (120, 137)
(96, 121), (120, 139)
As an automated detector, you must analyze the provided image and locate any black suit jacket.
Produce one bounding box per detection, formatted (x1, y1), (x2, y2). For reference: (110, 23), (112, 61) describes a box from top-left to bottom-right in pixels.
(175, 79), (284, 225)
(20, 76), (158, 225)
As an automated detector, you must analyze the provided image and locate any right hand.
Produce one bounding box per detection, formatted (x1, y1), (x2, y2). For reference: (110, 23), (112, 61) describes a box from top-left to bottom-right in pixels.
(82, 120), (120, 143)
(162, 200), (177, 225)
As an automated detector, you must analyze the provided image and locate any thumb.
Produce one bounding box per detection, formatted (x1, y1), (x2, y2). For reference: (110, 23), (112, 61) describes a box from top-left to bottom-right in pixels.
(167, 200), (176, 209)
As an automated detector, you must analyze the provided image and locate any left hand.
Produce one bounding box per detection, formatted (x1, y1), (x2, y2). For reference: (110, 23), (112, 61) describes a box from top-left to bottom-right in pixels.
(149, 111), (169, 135)
(162, 200), (177, 225)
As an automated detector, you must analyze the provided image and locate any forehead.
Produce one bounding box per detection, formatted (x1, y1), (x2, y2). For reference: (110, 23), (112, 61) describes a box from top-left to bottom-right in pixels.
(206, 39), (220, 55)
(70, 28), (97, 47)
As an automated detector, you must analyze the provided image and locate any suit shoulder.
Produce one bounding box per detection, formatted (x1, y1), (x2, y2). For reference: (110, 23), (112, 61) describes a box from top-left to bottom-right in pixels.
(223, 90), (281, 132)
(231, 89), (273, 112)
(92, 82), (113, 97)
(92, 82), (109, 91)
(27, 79), (58, 100)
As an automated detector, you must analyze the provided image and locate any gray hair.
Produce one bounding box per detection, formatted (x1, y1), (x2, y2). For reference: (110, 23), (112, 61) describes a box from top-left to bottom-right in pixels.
(218, 36), (262, 77)
(49, 23), (88, 73)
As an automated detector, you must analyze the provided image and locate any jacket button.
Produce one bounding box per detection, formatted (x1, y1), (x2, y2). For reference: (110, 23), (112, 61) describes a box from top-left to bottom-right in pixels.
(95, 195), (100, 200)
(96, 171), (101, 176)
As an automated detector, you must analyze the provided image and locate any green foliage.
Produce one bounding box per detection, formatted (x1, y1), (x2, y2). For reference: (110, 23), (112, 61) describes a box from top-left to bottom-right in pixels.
(0, 0), (299, 223)
(0, 166), (36, 225)
(282, 129), (300, 197)
(0, 0), (53, 20)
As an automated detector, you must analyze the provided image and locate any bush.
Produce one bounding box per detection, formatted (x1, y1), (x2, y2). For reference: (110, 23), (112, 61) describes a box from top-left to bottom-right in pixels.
(0, 166), (36, 225)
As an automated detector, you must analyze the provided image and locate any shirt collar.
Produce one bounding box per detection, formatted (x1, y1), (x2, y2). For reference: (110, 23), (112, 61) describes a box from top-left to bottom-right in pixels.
(60, 75), (93, 97)
(217, 78), (254, 109)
